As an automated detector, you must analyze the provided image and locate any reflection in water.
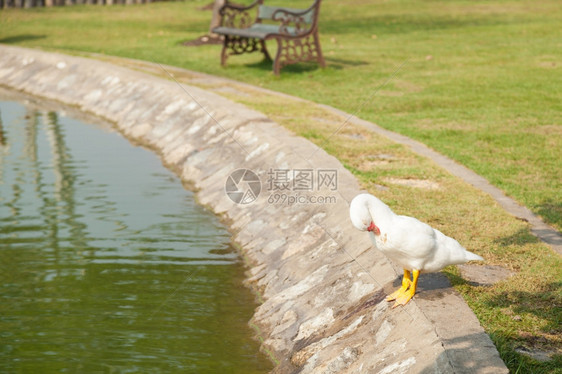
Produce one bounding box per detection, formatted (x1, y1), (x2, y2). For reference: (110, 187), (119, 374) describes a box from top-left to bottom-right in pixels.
(0, 108), (5, 146)
(0, 99), (271, 373)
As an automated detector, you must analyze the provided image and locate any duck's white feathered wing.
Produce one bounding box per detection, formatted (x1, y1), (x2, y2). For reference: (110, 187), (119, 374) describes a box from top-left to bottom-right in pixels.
(376, 215), (483, 272)
(375, 215), (437, 271)
(423, 228), (483, 272)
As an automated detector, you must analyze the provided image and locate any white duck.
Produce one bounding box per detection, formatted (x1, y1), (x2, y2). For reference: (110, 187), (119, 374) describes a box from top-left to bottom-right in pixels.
(349, 193), (483, 308)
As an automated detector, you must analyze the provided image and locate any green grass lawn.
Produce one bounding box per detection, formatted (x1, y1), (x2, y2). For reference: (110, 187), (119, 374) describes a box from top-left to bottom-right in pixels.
(1, 0), (560, 232)
(1, 1), (561, 372)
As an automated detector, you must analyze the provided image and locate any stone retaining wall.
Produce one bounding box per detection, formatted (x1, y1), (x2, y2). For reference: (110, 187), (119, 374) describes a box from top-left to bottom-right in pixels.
(0, 45), (507, 373)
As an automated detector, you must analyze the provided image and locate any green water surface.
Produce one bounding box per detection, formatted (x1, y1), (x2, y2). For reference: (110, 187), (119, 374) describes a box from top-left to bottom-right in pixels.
(0, 96), (271, 373)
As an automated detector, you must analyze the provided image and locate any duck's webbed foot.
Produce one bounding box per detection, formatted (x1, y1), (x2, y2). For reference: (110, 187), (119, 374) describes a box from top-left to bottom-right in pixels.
(386, 269), (412, 302)
(389, 269), (420, 308)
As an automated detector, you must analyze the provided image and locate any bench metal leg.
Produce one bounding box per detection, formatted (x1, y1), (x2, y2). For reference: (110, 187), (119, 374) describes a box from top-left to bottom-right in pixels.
(260, 40), (272, 62)
(313, 30), (326, 68)
(272, 31), (325, 75)
(273, 51), (281, 76)
(221, 35), (271, 67)
(220, 41), (229, 66)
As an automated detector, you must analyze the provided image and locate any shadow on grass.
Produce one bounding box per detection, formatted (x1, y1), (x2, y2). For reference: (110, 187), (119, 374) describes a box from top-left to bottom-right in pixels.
(0, 34), (46, 44)
(245, 58), (323, 75)
(493, 223), (562, 254)
(486, 281), (561, 338)
(483, 281), (562, 373)
(494, 227), (541, 247)
(438, 269), (561, 373)
(244, 58), (274, 72)
(324, 57), (368, 70)
(201, 43), (361, 74)
(536, 199), (562, 232)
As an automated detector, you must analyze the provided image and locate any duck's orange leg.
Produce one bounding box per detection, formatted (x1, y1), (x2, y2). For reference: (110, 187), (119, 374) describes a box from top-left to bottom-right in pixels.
(393, 269), (420, 308)
(386, 269), (412, 302)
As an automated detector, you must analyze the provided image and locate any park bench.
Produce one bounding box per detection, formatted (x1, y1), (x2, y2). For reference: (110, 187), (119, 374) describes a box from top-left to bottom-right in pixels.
(212, 0), (325, 75)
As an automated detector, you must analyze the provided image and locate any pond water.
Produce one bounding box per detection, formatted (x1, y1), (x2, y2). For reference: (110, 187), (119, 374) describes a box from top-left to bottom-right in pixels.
(0, 95), (272, 373)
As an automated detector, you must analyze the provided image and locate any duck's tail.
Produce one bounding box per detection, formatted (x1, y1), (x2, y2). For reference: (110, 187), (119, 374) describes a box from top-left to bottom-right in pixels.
(464, 250), (484, 262)
(434, 228), (484, 266)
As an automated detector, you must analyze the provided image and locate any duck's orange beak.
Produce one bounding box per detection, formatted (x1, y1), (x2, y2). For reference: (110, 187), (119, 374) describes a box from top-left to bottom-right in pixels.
(367, 221), (380, 235)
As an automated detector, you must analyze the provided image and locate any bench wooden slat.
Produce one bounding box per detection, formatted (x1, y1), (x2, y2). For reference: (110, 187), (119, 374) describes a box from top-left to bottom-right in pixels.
(214, 24), (297, 39)
(258, 5), (315, 24)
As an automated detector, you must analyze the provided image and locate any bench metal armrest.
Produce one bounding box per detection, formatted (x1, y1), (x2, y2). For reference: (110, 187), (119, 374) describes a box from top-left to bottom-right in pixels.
(220, 0), (263, 13)
(271, 0), (320, 36)
(219, 0), (264, 28)
(271, 0), (319, 19)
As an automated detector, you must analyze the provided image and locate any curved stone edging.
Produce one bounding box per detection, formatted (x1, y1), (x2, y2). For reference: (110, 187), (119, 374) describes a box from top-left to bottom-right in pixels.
(0, 45), (508, 373)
